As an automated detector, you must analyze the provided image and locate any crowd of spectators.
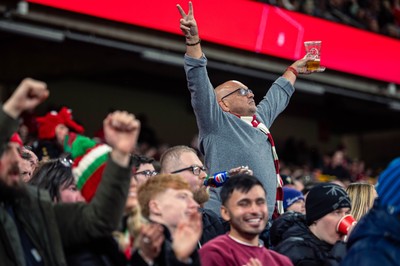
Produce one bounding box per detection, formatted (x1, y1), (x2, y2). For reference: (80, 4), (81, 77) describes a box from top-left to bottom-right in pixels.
(260, 0), (400, 39)
(17, 107), (379, 188)
(1, 1), (399, 265)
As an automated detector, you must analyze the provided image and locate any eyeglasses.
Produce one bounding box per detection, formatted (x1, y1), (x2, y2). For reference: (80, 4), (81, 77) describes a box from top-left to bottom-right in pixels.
(221, 88), (253, 101)
(171, 165), (207, 176)
(58, 157), (73, 167)
(134, 170), (158, 178)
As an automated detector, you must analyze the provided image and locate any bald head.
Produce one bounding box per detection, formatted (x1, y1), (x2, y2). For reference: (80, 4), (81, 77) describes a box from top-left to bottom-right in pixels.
(215, 80), (246, 102)
(215, 80), (256, 116)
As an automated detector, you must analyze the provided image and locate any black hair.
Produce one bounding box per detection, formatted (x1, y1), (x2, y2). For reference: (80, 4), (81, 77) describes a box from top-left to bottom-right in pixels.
(28, 158), (74, 202)
(220, 174), (265, 206)
(131, 154), (155, 169)
(21, 151), (32, 160)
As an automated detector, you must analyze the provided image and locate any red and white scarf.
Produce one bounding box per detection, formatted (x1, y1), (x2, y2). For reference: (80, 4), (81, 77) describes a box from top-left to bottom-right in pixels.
(241, 115), (284, 218)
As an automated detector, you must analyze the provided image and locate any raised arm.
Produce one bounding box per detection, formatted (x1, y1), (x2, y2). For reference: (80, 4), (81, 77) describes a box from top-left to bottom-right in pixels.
(1, 78), (48, 155)
(103, 111), (140, 167)
(56, 111), (141, 247)
(177, 1), (202, 59)
(3, 78), (49, 119)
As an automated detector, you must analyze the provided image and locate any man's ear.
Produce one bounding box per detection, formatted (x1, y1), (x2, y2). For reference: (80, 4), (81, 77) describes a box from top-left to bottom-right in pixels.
(218, 100), (230, 113)
(220, 205), (231, 222)
(149, 199), (161, 216)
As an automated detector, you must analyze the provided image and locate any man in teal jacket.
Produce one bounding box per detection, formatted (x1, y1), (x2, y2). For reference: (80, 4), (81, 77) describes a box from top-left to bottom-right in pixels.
(0, 78), (140, 265)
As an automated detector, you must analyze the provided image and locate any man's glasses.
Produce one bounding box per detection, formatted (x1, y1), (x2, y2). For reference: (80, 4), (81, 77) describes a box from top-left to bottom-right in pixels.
(171, 165), (207, 176)
(221, 88), (253, 101)
(134, 170), (158, 178)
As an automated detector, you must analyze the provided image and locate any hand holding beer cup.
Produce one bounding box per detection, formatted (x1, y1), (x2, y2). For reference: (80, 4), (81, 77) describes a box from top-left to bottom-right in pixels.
(304, 41), (325, 72)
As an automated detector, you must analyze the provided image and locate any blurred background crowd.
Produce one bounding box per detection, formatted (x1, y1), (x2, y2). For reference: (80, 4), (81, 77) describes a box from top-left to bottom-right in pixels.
(260, 0), (400, 39)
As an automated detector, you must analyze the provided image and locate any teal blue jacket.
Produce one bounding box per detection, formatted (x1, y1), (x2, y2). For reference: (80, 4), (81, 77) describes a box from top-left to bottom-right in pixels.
(184, 54), (294, 218)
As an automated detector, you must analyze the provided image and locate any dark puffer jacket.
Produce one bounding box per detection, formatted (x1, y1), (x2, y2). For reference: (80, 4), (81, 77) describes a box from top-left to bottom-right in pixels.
(65, 236), (126, 266)
(341, 201), (400, 266)
(269, 211), (306, 248)
(200, 208), (228, 246)
(271, 211), (346, 266)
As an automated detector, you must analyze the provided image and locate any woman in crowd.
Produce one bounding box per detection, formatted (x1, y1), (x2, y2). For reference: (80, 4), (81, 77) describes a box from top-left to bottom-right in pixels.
(346, 182), (377, 221)
(29, 157), (126, 266)
(29, 157), (84, 203)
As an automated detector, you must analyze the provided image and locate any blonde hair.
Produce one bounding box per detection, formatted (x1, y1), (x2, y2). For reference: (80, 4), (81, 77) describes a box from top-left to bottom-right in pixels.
(112, 205), (145, 254)
(346, 183), (376, 221)
(138, 174), (191, 219)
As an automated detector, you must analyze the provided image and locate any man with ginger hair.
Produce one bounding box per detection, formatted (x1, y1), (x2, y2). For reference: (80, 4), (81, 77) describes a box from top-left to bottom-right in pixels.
(133, 174), (202, 265)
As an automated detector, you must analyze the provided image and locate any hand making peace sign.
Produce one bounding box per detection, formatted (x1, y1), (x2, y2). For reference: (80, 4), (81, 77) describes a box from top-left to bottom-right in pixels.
(177, 1), (199, 42)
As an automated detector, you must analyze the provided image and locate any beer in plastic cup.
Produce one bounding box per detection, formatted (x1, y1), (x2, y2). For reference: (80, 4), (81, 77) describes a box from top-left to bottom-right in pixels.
(304, 41), (321, 71)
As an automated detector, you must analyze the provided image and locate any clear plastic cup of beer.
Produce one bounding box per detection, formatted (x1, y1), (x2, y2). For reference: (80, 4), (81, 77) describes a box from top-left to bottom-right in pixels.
(304, 41), (321, 71)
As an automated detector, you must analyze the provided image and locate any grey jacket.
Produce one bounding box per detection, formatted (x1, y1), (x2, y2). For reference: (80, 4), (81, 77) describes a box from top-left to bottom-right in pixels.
(0, 106), (131, 266)
(184, 55), (294, 218)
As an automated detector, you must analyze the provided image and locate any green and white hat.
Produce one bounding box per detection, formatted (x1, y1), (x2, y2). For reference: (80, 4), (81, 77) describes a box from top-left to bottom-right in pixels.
(65, 133), (111, 202)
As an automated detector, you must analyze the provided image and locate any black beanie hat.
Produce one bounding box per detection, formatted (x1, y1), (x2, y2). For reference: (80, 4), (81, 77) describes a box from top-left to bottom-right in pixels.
(306, 183), (351, 226)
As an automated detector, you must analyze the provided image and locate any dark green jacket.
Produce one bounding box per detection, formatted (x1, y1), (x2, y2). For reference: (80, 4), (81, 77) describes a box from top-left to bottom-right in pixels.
(0, 106), (18, 156)
(0, 106), (131, 266)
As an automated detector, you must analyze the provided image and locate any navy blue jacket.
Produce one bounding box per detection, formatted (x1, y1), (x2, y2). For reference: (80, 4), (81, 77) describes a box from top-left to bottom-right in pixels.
(341, 202), (400, 266)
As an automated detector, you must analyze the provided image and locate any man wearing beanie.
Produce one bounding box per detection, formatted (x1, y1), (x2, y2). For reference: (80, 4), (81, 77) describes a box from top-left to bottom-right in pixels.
(283, 187), (305, 214)
(273, 183), (352, 265)
(342, 157), (400, 265)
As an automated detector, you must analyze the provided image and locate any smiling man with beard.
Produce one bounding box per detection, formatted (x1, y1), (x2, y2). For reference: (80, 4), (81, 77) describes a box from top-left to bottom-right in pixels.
(199, 174), (293, 266)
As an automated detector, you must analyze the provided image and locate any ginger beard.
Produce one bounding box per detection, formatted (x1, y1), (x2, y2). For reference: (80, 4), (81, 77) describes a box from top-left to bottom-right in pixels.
(193, 185), (209, 205)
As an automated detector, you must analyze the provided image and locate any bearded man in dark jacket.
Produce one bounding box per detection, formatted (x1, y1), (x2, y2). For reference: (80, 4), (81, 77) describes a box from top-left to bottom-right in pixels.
(0, 78), (140, 266)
